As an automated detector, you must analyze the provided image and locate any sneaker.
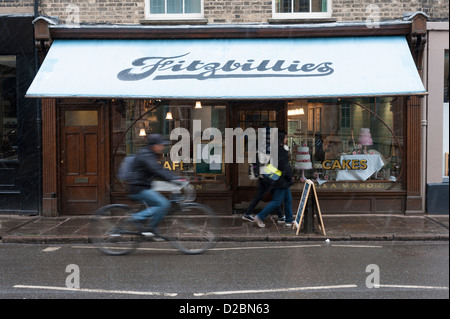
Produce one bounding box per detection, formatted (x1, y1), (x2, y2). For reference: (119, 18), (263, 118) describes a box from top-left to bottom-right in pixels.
(242, 214), (255, 222)
(254, 216), (266, 228)
(277, 216), (286, 224)
(285, 222), (293, 228)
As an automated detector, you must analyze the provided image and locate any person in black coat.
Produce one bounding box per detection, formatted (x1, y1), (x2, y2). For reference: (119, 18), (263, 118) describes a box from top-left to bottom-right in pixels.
(254, 132), (294, 228)
(129, 134), (182, 231)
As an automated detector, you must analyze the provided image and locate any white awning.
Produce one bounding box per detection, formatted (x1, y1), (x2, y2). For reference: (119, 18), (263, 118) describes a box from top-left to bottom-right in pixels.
(26, 36), (426, 99)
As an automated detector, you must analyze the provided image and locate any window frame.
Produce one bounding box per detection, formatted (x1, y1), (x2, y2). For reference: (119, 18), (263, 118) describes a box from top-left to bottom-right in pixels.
(144, 0), (204, 20)
(0, 55), (18, 162)
(272, 0), (332, 20)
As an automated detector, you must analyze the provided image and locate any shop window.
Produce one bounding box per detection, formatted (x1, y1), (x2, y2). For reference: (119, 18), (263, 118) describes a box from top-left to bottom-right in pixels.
(145, 0), (203, 20)
(444, 50), (449, 103)
(273, 0), (332, 19)
(0, 56), (17, 161)
(111, 100), (227, 192)
(287, 98), (405, 190)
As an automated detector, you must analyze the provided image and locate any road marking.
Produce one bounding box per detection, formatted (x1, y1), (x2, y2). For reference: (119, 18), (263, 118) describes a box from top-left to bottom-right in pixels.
(194, 284), (358, 297)
(42, 247), (61, 252)
(72, 243), (383, 253)
(13, 285), (178, 297)
(72, 244), (322, 252)
(374, 284), (449, 290)
(210, 244), (322, 251)
(331, 244), (383, 248)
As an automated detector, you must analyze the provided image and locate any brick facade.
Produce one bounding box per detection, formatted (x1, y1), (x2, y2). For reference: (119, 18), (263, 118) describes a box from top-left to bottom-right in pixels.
(1, 0), (448, 25)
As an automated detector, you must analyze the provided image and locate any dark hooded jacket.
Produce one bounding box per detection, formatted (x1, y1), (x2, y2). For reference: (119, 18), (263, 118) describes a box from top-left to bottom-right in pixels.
(273, 144), (294, 189)
(128, 147), (179, 193)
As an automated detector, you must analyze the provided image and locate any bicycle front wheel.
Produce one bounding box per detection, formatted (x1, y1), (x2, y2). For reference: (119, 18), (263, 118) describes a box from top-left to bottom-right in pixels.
(159, 203), (218, 255)
(90, 204), (141, 256)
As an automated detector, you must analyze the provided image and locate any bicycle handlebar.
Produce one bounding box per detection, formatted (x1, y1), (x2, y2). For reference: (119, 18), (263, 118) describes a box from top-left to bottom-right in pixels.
(151, 180), (195, 202)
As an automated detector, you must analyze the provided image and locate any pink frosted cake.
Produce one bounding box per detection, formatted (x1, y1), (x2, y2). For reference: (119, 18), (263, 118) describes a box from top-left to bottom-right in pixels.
(358, 128), (373, 146)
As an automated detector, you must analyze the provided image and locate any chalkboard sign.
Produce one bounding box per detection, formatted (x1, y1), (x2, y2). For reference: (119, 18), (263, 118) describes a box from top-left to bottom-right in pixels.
(294, 180), (311, 234)
(293, 179), (326, 236)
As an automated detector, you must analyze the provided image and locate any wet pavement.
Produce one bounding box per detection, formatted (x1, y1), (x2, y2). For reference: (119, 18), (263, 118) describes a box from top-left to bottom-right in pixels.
(0, 213), (448, 244)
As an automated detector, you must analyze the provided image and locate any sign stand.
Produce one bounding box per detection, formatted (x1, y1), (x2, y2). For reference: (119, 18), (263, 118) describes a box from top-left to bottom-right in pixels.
(293, 179), (326, 236)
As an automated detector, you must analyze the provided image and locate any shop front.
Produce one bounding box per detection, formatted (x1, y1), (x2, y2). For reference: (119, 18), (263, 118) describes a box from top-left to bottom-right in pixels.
(27, 17), (427, 216)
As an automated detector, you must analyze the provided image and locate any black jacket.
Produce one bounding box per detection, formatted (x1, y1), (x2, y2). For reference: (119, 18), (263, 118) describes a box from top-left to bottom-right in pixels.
(273, 145), (294, 189)
(128, 147), (179, 193)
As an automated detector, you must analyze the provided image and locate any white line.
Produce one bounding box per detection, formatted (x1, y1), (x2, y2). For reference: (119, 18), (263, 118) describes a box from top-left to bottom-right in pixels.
(42, 247), (61, 252)
(374, 284), (449, 290)
(13, 285), (178, 297)
(72, 244), (382, 252)
(194, 284), (358, 297)
(71, 244), (321, 252)
(210, 244), (322, 251)
(71, 245), (179, 252)
(331, 244), (383, 248)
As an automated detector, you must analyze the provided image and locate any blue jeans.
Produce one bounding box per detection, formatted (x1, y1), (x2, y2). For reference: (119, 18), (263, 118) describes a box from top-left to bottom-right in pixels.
(129, 189), (171, 229)
(256, 188), (293, 223)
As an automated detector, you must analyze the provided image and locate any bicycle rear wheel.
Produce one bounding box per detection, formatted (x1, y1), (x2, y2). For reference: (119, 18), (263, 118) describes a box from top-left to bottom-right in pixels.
(90, 204), (141, 256)
(158, 203), (218, 255)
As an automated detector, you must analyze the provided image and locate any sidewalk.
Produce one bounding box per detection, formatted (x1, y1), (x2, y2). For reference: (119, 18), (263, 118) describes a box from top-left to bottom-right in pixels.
(0, 214), (448, 244)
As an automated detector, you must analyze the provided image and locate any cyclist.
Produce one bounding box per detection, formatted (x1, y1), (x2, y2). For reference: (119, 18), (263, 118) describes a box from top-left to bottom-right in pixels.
(128, 134), (184, 232)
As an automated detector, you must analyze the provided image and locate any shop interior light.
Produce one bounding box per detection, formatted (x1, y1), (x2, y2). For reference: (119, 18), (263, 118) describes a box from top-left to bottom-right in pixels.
(139, 128), (147, 137)
(195, 101), (202, 109)
(165, 111), (173, 120)
(288, 108), (305, 116)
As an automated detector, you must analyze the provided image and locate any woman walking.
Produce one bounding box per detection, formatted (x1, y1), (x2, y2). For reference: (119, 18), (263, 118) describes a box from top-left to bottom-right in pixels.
(254, 131), (294, 228)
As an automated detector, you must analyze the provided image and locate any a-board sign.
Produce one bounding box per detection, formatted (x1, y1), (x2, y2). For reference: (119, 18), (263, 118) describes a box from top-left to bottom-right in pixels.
(293, 179), (326, 236)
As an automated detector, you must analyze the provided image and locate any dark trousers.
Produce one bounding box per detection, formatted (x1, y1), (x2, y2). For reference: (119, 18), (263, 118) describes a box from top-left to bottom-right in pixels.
(245, 178), (283, 217)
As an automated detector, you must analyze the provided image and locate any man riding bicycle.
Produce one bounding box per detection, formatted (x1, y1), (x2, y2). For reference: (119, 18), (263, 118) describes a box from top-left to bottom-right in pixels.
(128, 134), (184, 232)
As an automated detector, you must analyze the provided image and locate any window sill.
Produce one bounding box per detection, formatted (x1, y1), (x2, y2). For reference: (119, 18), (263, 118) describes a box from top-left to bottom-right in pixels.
(269, 17), (337, 24)
(140, 18), (208, 25)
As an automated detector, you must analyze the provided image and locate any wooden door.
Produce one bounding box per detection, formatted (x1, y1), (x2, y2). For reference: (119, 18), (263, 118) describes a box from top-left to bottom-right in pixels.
(60, 105), (105, 215)
(229, 101), (286, 208)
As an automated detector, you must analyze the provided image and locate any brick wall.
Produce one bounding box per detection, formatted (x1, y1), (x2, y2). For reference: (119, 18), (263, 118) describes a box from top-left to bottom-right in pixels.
(1, 0), (448, 24)
(0, 0), (34, 14)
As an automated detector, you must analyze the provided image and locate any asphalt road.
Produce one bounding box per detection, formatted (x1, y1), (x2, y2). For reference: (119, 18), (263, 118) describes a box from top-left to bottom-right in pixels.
(0, 241), (448, 301)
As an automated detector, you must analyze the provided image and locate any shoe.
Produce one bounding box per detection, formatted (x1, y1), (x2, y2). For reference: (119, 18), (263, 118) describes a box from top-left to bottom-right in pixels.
(254, 216), (266, 228)
(285, 222), (293, 228)
(242, 214), (255, 222)
(130, 218), (153, 233)
(277, 216), (286, 224)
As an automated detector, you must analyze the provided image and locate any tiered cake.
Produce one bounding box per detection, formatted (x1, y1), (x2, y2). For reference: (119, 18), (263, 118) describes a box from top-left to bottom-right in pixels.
(295, 144), (312, 170)
(358, 128), (373, 146)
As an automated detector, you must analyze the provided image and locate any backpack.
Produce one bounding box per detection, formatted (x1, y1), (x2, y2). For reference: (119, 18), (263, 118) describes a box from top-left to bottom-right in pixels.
(261, 163), (282, 182)
(117, 155), (136, 182)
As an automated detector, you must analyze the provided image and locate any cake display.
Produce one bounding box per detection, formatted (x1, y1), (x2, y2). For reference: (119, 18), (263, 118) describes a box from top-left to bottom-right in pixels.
(295, 145), (313, 170)
(358, 128), (373, 146)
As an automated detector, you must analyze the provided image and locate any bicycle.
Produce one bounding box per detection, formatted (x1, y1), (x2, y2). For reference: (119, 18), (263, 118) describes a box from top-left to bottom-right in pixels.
(90, 181), (218, 255)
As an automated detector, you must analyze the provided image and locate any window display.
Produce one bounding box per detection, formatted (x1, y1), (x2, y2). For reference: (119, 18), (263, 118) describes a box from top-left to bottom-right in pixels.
(287, 98), (404, 190)
(111, 100), (227, 192)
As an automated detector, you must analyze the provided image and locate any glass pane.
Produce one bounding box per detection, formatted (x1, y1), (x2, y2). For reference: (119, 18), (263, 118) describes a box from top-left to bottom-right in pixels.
(276, 0), (292, 13)
(150, 0), (165, 14)
(185, 0), (201, 13)
(294, 0), (310, 12)
(288, 98), (404, 186)
(445, 50), (449, 103)
(312, 0), (327, 12)
(65, 111), (98, 126)
(0, 56), (17, 160)
(167, 0), (183, 13)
